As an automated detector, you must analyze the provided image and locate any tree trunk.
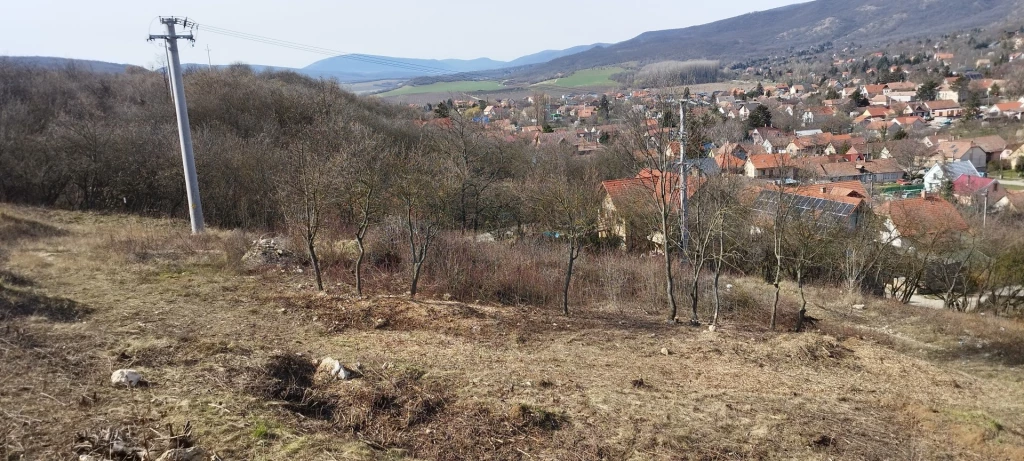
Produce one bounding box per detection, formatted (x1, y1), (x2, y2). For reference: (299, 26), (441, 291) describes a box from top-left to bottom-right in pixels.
(770, 245), (782, 331)
(562, 240), (579, 316)
(307, 236), (324, 292)
(410, 261), (422, 298)
(795, 267), (807, 332)
(662, 218), (678, 323)
(689, 271), (700, 325)
(355, 235), (365, 297)
(712, 266), (721, 327)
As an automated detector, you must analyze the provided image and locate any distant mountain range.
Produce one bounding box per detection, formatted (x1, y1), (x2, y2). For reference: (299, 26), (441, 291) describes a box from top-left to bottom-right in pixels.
(0, 43), (608, 83)
(6, 0), (1023, 86)
(0, 56), (130, 73)
(302, 43), (608, 80)
(509, 0), (1024, 81)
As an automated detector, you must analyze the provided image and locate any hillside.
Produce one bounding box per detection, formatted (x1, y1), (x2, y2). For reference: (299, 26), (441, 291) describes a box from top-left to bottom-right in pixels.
(301, 44), (607, 81)
(508, 0), (1024, 81)
(0, 56), (129, 73)
(2, 206), (1023, 460)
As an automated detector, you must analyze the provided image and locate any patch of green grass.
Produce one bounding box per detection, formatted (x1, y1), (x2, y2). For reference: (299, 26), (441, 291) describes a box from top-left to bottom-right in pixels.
(536, 67), (625, 88)
(251, 420), (274, 441)
(380, 80), (505, 96)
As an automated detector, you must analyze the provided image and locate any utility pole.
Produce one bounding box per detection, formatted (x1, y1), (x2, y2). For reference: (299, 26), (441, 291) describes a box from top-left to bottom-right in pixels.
(205, 45), (213, 68)
(679, 101), (689, 262)
(149, 17), (205, 233)
(982, 190), (988, 228)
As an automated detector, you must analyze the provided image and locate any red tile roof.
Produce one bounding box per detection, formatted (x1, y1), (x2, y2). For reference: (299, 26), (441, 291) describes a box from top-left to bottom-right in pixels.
(877, 196), (969, 238)
(952, 175), (996, 195)
(747, 153), (792, 170)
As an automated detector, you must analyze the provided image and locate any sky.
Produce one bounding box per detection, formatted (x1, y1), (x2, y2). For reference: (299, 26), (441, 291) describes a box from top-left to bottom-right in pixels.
(0, 0), (807, 69)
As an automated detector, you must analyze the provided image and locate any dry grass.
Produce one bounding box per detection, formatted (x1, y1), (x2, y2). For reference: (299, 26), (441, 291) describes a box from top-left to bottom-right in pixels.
(1, 204), (1023, 460)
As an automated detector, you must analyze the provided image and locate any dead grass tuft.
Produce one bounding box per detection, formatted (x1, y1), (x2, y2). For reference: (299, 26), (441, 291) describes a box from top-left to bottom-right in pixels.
(245, 353), (336, 419)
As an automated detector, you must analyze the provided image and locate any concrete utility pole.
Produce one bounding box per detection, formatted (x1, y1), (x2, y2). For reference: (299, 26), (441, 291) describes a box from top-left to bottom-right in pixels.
(205, 45), (213, 68)
(149, 17), (205, 233)
(679, 101), (689, 261)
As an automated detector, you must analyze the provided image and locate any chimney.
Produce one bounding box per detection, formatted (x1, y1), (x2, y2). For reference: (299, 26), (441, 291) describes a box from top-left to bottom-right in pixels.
(820, 187), (828, 193)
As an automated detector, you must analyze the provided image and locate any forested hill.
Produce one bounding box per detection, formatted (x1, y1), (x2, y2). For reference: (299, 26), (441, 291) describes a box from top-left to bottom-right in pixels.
(509, 0), (1024, 81)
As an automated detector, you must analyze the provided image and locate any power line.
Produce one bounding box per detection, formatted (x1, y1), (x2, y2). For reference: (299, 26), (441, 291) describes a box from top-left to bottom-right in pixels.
(149, 17), (205, 234)
(192, 22), (595, 96)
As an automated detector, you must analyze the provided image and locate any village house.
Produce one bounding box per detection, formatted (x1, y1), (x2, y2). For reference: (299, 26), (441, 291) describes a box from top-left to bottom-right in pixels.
(802, 106), (836, 126)
(815, 158), (905, 184)
(745, 153), (797, 180)
(877, 195), (969, 249)
(924, 100), (963, 119)
(750, 127), (784, 145)
(994, 191), (1024, 213)
(892, 116), (927, 132)
(952, 174), (1005, 206)
(932, 141), (988, 171)
(1003, 143), (1024, 170)
(598, 170), (704, 249)
(751, 184), (867, 229)
(923, 161), (981, 192)
(965, 135), (1009, 165)
(903, 103), (930, 118)
(987, 102), (1024, 119)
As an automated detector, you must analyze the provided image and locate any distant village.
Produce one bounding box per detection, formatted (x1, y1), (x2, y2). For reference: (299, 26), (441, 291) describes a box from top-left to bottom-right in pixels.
(412, 28), (1024, 254)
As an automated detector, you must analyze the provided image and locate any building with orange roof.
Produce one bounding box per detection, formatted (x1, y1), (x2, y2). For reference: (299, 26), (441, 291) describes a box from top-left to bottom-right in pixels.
(744, 153), (797, 179)
(877, 195), (969, 248)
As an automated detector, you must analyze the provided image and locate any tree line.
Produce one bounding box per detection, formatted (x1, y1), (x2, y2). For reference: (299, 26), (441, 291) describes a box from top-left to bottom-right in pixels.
(3, 61), (1022, 325)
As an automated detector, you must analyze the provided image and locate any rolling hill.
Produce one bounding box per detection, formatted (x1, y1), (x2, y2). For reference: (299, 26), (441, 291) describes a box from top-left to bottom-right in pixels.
(300, 43), (607, 80)
(0, 56), (130, 73)
(505, 0), (1024, 81)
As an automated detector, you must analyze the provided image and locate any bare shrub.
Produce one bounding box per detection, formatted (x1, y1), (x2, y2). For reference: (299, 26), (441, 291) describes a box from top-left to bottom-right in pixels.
(219, 229), (250, 273)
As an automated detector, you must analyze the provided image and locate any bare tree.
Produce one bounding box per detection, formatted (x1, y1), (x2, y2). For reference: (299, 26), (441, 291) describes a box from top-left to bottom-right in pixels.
(278, 127), (341, 292)
(340, 127), (391, 297)
(527, 149), (601, 315)
(276, 81), (346, 292)
(391, 143), (448, 298)
(614, 109), (682, 322)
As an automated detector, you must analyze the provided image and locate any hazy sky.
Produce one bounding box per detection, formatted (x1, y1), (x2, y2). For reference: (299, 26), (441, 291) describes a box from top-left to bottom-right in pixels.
(1, 0), (807, 69)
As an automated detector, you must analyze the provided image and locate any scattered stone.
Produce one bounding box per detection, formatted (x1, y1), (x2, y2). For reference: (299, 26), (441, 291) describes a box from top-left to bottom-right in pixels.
(156, 447), (206, 461)
(316, 357), (357, 380)
(852, 304), (866, 310)
(241, 238), (295, 269)
(708, 324), (718, 332)
(660, 348), (670, 356)
(110, 369), (142, 387)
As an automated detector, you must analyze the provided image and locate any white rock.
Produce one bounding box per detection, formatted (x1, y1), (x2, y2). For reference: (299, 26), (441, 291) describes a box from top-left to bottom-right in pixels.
(111, 369), (142, 387)
(853, 304), (866, 310)
(660, 347), (670, 356)
(708, 324), (718, 332)
(317, 357), (354, 380)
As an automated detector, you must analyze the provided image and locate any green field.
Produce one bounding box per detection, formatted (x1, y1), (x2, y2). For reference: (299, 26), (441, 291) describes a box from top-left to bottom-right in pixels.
(536, 67), (625, 88)
(379, 80), (506, 97)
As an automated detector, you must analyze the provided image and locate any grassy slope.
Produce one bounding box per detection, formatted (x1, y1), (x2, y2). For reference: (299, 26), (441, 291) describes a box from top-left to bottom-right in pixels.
(536, 67), (625, 89)
(1, 205), (1023, 460)
(379, 80), (505, 97)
